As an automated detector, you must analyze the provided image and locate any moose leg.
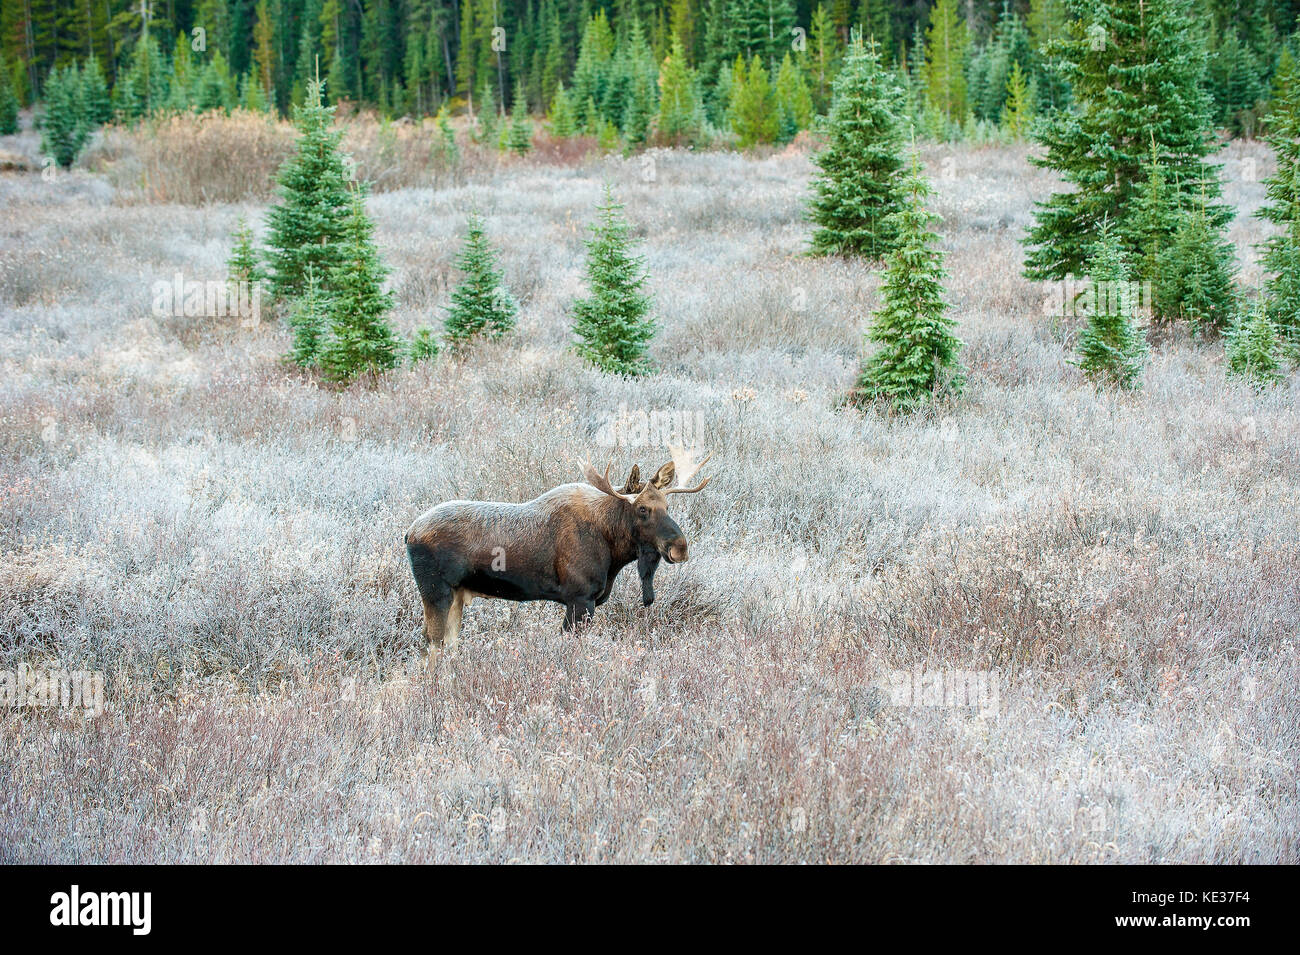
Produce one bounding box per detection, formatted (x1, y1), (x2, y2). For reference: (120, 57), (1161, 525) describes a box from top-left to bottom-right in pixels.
(444, 589), (468, 653)
(416, 580), (456, 674)
(637, 547), (661, 607)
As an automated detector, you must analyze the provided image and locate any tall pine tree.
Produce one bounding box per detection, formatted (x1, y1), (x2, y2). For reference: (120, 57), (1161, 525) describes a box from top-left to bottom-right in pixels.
(319, 190), (402, 383)
(264, 77), (353, 301)
(1023, 0), (1231, 280)
(807, 36), (907, 259)
(848, 151), (963, 409)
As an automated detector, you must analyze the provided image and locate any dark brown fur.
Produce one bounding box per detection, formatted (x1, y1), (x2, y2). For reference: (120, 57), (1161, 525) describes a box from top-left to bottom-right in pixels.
(405, 458), (708, 670)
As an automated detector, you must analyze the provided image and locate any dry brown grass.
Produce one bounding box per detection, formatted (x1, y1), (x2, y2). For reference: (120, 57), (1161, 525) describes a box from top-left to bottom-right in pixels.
(78, 110), (602, 204)
(0, 130), (1296, 863)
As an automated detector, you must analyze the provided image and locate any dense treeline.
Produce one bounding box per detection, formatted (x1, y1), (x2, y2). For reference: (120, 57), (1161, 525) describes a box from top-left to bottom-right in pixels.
(3, 0), (1299, 143)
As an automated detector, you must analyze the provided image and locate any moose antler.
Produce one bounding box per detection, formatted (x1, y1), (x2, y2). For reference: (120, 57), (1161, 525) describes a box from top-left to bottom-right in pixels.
(580, 458), (637, 501)
(663, 446), (713, 495)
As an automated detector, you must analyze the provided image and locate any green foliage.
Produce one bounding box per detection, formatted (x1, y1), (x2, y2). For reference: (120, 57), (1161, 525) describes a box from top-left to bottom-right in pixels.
(318, 192), (402, 383)
(81, 55), (112, 126)
(1072, 226), (1148, 390)
(849, 155), (963, 410)
(1258, 60), (1300, 346)
(507, 79), (533, 154)
(807, 36), (907, 259)
(287, 268), (328, 368)
(1153, 200), (1239, 337)
(444, 213), (518, 347)
(0, 53), (18, 135)
(436, 110), (461, 167)
(408, 326), (440, 363)
(572, 185), (656, 375)
(728, 55), (778, 147)
(1000, 60), (1033, 139)
(1226, 302), (1286, 388)
(41, 65), (89, 169)
(924, 0), (970, 123)
(264, 77), (353, 301)
(226, 218), (263, 287)
(549, 82), (577, 137)
(114, 37), (169, 122)
(1023, 0), (1231, 281)
(657, 39), (703, 143)
(774, 52), (813, 142)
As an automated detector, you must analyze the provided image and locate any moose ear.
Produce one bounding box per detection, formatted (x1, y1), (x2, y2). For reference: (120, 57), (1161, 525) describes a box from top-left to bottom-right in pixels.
(619, 465), (643, 495)
(649, 461), (676, 489)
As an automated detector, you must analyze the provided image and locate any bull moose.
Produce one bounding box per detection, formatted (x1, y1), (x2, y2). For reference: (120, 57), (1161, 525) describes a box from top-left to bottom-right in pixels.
(405, 450), (712, 670)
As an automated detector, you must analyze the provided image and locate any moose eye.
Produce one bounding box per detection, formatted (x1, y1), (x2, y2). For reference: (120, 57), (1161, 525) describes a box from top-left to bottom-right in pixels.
(637, 506), (648, 518)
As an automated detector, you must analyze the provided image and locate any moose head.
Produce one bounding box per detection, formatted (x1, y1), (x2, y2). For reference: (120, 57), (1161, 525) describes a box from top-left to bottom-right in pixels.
(580, 449), (712, 564)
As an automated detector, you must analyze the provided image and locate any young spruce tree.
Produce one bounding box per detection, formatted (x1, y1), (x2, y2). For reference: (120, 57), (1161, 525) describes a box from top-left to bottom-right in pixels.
(318, 191), (403, 383)
(1226, 302), (1286, 389)
(226, 218), (262, 287)
(41, 65), (88, 168)
(807, 36), (907, 259)
(507, 80), (533, 154)
(572, 185), (656, 375)
(264, 77), (353, 302)
(1073, 225), (1148, 390)
(848, 152), (963, 409)
(444, 213), (518, 346)
(287, 267), (327, 368)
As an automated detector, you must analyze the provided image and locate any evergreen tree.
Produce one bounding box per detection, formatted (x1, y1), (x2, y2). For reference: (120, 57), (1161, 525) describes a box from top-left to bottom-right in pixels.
(409, 326), (440, 363)
(1072, 225), (1148, 390)
(1023, 0), (1231, 280)
(436, 109), (461, 166)
(807, 36), (907, 259)
(1153, 198), (1239, 337)
(572, 185), (656, 375)
(1226, 301), (1286, 388)
(444, 213), (518, 346)
(924, 0), (970, 124)
(287, 267), (328, 367)
(0, 52), (18, 135)
(115, 36), (169, 122)
(264, 77), (353, 301)
(549, 81), (577, 136)
(227, 218), (263, 287)
(41, 65), (88, 168)
(1000, 59), (1033, 138)
(773, 51), (812, 142)
(507, 79), (533, 154)
(81, 54), (111, 126)
(728, 54), (777, 147)
(657, 38), (701, 142)
(849, 152), (963, 410)
(1128, 138), (1178, 305)
(319, 191), (402, 383)
(1258, 60), (1300, 345)
(474, 78), (499, 144)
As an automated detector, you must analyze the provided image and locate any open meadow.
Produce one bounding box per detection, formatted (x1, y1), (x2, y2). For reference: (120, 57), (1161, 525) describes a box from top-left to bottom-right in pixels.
(0, 119), (1297, 862)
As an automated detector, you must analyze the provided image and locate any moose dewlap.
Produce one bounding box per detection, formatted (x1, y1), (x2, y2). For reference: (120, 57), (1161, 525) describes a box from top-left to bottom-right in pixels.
(404, 453), (711, 672)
